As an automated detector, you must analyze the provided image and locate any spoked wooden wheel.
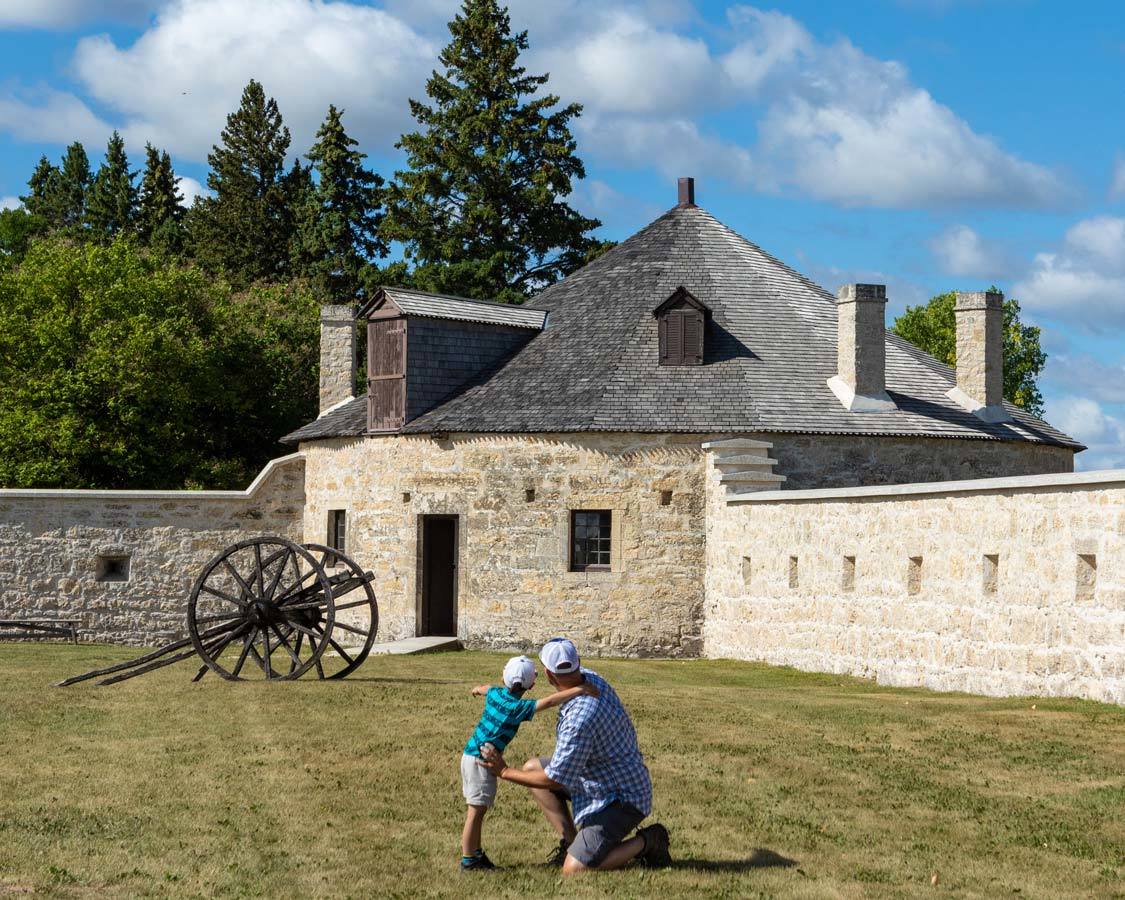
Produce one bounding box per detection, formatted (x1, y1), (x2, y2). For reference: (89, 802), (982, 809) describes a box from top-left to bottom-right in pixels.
(187, 537), (335, 681)
(300, 543), (379, 679)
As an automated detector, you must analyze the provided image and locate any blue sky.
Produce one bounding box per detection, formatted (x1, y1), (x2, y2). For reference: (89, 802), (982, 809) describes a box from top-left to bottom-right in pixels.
(1, 0), (1122, 468)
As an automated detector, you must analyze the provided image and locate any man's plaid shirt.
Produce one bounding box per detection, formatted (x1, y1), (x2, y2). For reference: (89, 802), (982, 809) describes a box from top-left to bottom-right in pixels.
(544, 669), (652, 825)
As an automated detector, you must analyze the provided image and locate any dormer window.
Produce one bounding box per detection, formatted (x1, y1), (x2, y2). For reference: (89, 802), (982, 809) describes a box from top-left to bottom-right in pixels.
(654, 286), (709, 366)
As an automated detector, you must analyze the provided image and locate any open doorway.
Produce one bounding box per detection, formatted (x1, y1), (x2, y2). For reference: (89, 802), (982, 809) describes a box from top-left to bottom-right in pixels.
(420, 515), (458, 636)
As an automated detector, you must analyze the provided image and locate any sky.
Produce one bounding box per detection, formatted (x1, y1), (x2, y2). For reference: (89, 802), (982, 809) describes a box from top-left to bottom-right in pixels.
(0, 0), (1122, 469)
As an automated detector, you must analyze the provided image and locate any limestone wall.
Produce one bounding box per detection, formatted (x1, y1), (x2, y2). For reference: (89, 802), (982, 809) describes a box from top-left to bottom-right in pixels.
(704, 466), (1125, 704)
(299, 433), (708, 657)
(766, 433), (1073, 490)
(0, 455), (305, 646)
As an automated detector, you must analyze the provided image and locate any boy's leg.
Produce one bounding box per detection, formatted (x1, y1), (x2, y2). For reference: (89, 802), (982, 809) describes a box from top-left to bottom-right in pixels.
(523, 756), (577, 843)
(462, 805), (488, 857)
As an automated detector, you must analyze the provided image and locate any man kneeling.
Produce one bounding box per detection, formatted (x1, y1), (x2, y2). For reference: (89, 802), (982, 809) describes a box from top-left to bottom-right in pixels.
(478, 638), (671, 874)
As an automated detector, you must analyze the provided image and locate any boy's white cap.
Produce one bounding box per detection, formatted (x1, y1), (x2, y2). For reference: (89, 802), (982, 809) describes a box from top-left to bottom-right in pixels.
(503, 655), (537, 690)
(540, 637), (580, 674)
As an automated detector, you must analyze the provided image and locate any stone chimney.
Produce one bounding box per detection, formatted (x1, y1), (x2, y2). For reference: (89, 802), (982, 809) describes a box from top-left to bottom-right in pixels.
(677, 177), (695, 207)
(319, 305), (356, 417)
(826, 283), (895, 412)
(947, 290), (1010, 423)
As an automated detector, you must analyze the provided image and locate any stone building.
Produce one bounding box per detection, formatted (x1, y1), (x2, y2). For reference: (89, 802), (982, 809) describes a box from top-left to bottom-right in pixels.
(279, 178), (1081, 659)
(5, 180), (1121, 703)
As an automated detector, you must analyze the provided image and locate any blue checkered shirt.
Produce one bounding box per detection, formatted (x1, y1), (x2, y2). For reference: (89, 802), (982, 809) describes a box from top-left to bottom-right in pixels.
(543, 669), (652, 825)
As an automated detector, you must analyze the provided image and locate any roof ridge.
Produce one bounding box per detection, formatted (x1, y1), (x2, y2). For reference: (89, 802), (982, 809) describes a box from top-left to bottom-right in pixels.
(384, 286), (520, 309)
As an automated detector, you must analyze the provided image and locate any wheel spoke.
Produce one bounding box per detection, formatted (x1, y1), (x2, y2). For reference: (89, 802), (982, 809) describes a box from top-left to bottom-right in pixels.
(273, 568), (322, 606)
(231, 633), (254, 678)
(289, 632), (305, 675)
(332, 621), (370, 638)
(313, 625), (354, 665)
(200, 583), (247, 609)
(306, 633), (325, 679)
(254, 542), (266, 597)
(264, 548), (292, 602)
(270, 624), (302, 668)
(261, 626), (274, 679)
(222, 559), (257, 603)
(194, 611), (247, 626)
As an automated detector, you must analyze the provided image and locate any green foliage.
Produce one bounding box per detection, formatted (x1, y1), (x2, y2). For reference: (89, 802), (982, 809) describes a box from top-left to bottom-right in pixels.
(56, 142), (92, 235)
(892, 289), (1047, 417)
(137, 143), (184, 253)
(21, 155), (62, 224)
(0, 238), (318, 489)
(384, 0), (601, 301)
(293, 104), (387, 301)
(189, 79), (301, 287)
(86, 132), (138, 241)
(0, 207), (41, 267)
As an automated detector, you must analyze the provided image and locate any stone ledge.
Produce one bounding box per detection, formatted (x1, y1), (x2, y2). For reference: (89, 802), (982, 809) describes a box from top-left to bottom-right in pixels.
(729, 467), (1125, 504)
(0, 453), (304, 502)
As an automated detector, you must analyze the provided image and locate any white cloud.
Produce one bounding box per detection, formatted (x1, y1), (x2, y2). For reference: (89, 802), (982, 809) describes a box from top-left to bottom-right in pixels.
(930, 224), (1012, 279)
(176, 175), (206, 207)
(1014, 216), (1125, 327)
(1, 195), (21, 210)
(1048, 395), (1125, 471)
(59, 0), (436, 162)
(0, 85), (112, 146)
(0, 0), (160, 28)
(1110, 154), (1125, 199)
(1045, 354), (1125, 405)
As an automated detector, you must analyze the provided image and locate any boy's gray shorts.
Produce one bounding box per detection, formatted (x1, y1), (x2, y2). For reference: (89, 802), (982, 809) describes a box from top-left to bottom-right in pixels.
(461, 754), (497, 807)
(569, 801), (646, 868)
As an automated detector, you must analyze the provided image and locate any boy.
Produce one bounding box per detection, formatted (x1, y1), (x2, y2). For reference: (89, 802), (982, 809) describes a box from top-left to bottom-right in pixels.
(460, 654), (598, 871)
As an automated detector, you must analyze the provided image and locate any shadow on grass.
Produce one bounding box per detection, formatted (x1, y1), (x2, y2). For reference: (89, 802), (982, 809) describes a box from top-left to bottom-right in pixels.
(671, 848), (798, 872)
(338, 676), (462, 685)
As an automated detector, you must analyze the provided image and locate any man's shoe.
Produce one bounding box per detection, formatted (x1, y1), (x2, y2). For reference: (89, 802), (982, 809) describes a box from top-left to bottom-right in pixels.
(545, 838), (570, 867)
(636, 823), (672, 868)
(460, 851), (496, 872)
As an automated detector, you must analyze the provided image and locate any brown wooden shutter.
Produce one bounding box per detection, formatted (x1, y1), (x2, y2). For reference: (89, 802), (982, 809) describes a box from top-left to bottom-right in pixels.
(367, 319), (406, 431)
(683, 310), (703, 365)
(666, 311), (685, 365)
(658, 315), (669, 364)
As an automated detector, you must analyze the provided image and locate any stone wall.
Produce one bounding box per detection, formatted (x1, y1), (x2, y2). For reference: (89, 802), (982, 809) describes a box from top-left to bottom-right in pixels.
(704, 465), (1125, 704)
(0, 455), (305, 646)
(766, 433), (1073, 490)
(299, 433), (708, 657)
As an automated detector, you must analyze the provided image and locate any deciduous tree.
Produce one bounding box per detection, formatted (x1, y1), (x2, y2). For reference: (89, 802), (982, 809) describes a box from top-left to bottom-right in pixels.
(892, 289), (1047, 416)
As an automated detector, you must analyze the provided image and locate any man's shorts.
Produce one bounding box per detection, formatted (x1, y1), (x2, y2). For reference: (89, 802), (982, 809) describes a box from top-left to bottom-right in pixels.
(569, 800), (647, 868)
(461, 754), (497, 807)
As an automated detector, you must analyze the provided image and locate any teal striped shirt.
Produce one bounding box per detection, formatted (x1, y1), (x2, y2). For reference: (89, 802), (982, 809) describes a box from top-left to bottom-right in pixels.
(464, 687), (537, 757)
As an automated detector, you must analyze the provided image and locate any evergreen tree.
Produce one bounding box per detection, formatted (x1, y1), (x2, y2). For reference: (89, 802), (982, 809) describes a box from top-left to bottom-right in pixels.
(21, 155), (62, 226)
(892, 289), (1048, 417)
(293, 104), (386, 301)
(138, 144), (184, 252)
(190, 79), (296, 285)
(383, 0), (601, 301)
(87, 131), (137, 240)
(56, 142), (92, 233)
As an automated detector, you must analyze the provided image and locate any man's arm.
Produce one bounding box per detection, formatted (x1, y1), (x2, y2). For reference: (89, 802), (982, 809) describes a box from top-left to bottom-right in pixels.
(470, 684), (493, 697)
(534, 681), (599, 712)
(478, 749), (564, 790)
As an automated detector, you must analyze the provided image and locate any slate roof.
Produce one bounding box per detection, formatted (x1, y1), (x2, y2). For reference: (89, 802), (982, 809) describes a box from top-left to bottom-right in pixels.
(376, 288), (547, 329)
(284, 202), (1080, 449)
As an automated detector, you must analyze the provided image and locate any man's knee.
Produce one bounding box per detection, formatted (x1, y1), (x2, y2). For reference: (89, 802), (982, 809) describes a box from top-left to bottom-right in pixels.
(561, 854), (589, 877)
(522, 756), (545, 773)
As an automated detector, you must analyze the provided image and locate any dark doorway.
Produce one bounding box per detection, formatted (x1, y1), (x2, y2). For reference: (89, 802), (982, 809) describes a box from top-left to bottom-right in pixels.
(420, 515), (458, 636)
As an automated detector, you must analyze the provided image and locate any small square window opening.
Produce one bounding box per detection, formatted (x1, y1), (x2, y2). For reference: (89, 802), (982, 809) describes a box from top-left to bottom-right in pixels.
(96, 554), (130, 583)
(570, 510), (612, 571)
(327, 510), (347, 565)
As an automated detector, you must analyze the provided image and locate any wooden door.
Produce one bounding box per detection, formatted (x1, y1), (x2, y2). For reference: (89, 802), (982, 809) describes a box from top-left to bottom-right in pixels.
(367, 318), (406, 431)
(421, 516), (458, 636)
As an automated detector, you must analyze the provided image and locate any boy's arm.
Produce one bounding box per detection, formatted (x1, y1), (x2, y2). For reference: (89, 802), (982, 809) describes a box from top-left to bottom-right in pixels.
(470, 684), (494, 697)
(533, 681), (599, 712)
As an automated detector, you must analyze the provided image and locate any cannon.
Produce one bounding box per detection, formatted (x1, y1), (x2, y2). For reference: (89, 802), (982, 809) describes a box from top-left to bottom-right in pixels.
(60, 536), (378, 686)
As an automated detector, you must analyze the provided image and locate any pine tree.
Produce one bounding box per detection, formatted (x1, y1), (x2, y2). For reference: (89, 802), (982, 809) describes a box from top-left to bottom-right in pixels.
(56, 142), (92, 234)
(21, 155), (62, 226)
(383, 0), (601, 301)
(189, 79), (295, 285)
(87, 131), (138, 241)
(293, 104), (386, 301)
(138, 144), (185, 253)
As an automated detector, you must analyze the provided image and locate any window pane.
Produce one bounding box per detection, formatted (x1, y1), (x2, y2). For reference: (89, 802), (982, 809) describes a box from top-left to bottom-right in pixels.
(571, 510), (612, 570)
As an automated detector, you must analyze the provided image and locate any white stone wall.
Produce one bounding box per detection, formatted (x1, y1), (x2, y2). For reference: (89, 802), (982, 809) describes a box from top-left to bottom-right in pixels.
(299, 433), (709, 657)
(704, 467), (1125, 704)
(0, 456), (305, 646)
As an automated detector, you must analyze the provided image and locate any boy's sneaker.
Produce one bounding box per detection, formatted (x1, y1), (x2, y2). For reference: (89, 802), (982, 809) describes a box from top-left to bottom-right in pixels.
(636, 823), (672, 868)
(460, 851), (496, 872)
(545, 838), (570, 867)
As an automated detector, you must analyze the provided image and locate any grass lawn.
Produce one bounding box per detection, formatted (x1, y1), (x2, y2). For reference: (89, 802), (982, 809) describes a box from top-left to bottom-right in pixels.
(1, 645), (1123, 899)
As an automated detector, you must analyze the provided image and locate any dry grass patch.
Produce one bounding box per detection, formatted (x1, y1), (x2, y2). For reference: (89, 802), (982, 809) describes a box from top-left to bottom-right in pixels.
(1, 645), (1122, 898)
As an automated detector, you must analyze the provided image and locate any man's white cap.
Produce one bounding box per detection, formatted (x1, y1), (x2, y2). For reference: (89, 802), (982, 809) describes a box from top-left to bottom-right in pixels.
(540, 638), (580, 675)
(503, 655), (537, 691)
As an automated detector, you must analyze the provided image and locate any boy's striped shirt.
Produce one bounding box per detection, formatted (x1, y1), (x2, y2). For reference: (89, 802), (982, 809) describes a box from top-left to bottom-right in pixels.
(464, 687), (537, 757)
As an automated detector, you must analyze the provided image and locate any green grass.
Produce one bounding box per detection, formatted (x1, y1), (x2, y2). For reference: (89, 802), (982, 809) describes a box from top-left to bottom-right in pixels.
(1, 645), (1123, 899)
